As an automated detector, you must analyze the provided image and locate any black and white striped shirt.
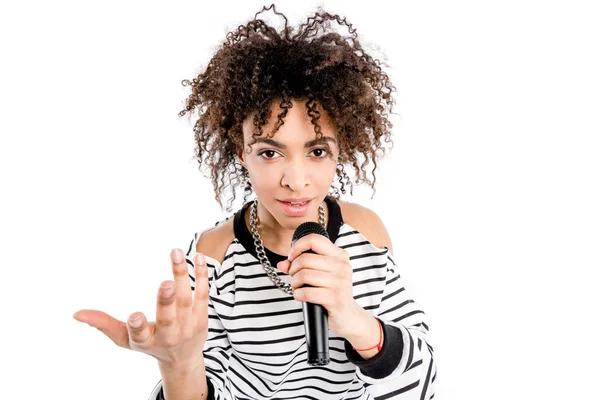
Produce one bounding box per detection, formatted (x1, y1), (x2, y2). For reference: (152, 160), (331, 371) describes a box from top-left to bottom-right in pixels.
(150, 196), (436, 399)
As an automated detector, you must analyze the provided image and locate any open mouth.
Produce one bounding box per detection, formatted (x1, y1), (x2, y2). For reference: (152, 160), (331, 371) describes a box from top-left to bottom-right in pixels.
(278, 199), (312, 216)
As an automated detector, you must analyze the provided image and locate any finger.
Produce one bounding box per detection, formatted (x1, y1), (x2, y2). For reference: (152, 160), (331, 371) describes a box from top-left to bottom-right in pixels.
(288, 233), (342, 263)
(192, 253), (209, 331)
(126, 311), (152, 348)
(171, 248), (193, 335)
(287, 253), (335, 277)
(293, 286), (331, 306)
(73, 309), (131, 349)
(155, 279), (177, 334)
(291, 268), (333, 290)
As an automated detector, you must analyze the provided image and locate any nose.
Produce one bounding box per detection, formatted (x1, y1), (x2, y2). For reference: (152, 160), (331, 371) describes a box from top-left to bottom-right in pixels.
(280, 159), (310, 190)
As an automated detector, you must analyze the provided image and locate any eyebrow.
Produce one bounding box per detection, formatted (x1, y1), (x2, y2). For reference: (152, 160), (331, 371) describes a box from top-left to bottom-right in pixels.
(252, 136), (338, 149)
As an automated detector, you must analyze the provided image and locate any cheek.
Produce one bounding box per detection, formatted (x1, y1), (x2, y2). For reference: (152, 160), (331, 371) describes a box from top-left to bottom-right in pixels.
(247, 169), (280, 192)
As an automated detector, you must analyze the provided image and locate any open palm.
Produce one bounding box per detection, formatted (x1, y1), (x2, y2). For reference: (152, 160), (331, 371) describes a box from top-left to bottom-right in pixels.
(73, 249), (209, 371)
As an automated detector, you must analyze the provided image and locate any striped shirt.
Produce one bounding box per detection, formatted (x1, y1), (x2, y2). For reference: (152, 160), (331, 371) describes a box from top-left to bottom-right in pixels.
(149, 196), (436, 399)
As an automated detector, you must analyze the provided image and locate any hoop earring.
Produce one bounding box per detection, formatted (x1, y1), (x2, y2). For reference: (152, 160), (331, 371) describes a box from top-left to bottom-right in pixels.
(240, 167), (254, 205)
(243, 170), (253, 192)
(335, 158), (352, 196)
(328, 182), (340, 199)
(328, 156), (344, 199)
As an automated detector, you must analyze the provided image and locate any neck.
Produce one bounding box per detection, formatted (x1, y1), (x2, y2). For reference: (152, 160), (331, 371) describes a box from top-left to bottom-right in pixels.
(246, 198), (328, 250)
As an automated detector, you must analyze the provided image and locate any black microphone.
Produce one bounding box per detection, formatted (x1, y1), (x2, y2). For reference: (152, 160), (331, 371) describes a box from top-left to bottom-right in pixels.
(291, 221), (330, 366)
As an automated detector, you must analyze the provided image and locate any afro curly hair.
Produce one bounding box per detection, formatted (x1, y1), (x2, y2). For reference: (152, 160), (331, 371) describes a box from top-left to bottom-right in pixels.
(178, 4), (397, 213)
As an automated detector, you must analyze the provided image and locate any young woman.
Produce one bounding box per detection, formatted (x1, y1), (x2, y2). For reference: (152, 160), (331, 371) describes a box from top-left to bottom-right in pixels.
(73, 5), (437, 399)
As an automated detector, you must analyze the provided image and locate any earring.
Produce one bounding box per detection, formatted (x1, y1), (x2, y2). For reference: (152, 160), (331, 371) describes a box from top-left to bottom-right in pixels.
(328, 156), (344, 199)
(241, 168), (254, 205)
(243, 171), (252, 192)
(335, 157), (351, 196)
(328, 183), (339, 198)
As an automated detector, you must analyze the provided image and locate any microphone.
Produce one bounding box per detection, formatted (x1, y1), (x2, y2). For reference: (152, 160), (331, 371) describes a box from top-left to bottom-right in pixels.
(291, 221), (330, 366)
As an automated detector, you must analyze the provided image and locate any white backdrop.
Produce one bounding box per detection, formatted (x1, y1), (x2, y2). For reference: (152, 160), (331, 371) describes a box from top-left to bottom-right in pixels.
(1, 0), (599, 399)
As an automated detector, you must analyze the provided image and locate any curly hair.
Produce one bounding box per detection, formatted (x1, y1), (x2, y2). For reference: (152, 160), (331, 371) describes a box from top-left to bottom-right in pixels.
(178, 4), (397, 213)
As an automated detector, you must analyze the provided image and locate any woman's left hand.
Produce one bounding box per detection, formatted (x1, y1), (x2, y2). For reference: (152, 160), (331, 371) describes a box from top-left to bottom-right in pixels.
(276, 233), (365, 338)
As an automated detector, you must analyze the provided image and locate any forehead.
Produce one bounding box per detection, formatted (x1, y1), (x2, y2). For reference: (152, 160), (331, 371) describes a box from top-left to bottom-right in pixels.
(242, 98), (337, 142)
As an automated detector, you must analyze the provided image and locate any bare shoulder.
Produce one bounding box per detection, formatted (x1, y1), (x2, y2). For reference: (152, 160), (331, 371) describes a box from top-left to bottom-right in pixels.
(338, 199), (394, 256)
(195, 217), (236, 264)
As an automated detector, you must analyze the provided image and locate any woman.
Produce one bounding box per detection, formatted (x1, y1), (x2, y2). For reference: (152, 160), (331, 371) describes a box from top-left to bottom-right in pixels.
(73, 4), (436, 399)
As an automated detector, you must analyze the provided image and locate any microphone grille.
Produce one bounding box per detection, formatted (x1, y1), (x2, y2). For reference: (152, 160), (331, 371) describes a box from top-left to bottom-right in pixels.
(292, 221), (330, 242)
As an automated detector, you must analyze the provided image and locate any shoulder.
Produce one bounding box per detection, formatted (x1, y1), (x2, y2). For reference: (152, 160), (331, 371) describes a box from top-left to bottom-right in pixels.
(338, 199), (394, 256)
(195, 217), (236, 264)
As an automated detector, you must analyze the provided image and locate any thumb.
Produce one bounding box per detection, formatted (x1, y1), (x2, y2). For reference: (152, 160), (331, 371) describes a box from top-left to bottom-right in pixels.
(277, 259), (290, 273)
(73, 309), (136, 349)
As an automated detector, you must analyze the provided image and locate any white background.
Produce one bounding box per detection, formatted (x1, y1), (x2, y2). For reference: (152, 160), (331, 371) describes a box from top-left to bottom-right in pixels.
(1, 0), (599, 399)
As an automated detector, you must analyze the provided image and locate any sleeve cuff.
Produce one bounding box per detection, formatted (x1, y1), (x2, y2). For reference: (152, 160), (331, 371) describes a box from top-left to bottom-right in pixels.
(157, 377), (215, 399)
(344, 317), (404, 379)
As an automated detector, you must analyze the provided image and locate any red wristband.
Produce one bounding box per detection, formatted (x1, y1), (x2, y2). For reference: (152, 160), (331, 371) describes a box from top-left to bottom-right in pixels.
(352, 317), (383, 352)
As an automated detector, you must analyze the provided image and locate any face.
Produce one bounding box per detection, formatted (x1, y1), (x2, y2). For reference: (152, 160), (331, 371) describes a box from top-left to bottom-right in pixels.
(238, 98), (340, 231)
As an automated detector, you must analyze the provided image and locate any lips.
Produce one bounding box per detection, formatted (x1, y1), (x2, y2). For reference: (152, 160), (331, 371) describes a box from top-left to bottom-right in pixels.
(279, 199), (312, 216)
(279, 197), (313, 203)
(281, 200), (309, 205)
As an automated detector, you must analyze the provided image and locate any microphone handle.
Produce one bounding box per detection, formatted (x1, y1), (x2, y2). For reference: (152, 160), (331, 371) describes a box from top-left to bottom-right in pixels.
(302, 292), (330, 365)
(299, 248), (330, 366)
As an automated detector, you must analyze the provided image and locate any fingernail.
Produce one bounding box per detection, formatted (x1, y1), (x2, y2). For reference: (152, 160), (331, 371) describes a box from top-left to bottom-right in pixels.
(171, 248), (182, 263)
(196, 253), (205, 265)
(161, 282), (174, 295)
(129, 316), (142, 328)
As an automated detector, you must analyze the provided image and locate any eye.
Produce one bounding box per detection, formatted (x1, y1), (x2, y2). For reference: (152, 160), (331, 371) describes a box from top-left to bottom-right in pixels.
(312, 148), (330, 158)
(257, 148), (331, 160)
(257, 149), (280, 160)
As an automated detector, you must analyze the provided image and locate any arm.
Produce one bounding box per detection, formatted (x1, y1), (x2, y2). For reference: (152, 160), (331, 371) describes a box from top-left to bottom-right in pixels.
(348, 249), (437, 399)
(342, 206), (437, 398)
(149, 230), (233, 400)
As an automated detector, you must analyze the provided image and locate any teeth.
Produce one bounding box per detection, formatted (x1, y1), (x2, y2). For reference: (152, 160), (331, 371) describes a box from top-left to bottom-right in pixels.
(287, 201), (307, 205)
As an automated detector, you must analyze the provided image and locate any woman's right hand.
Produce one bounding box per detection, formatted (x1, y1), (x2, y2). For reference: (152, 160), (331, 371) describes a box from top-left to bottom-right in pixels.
(73, 249), (210, 373)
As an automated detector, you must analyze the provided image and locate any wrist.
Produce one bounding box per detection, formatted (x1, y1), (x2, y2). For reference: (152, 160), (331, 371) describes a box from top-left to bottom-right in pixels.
(158, 357), (205, 377)
(345, 309), (383, 360)
(158, 358), (209, 400)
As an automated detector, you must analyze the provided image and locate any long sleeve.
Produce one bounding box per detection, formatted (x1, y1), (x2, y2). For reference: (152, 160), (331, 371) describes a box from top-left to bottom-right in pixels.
(347, 248), (437, 399)
(148, 230), (233, 400)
